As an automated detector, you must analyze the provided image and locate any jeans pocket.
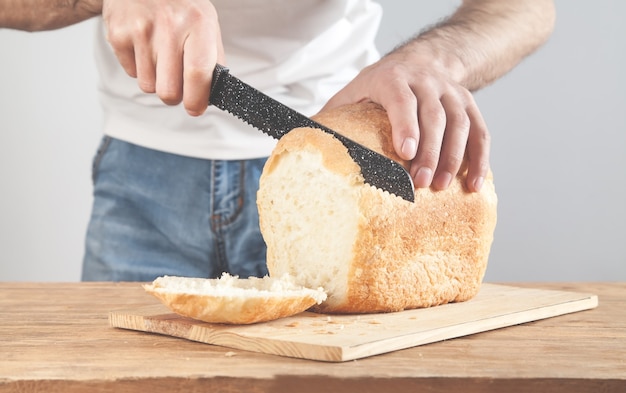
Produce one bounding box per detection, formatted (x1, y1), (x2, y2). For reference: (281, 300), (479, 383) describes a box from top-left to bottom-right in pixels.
(91, 136), (112, 185)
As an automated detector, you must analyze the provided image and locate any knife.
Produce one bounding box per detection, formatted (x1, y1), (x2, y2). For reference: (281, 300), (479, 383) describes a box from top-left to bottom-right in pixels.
(209, 64), (415, 202)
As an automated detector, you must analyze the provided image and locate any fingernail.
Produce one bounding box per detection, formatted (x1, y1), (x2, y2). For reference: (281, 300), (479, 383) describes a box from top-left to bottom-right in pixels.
(401, 137), (418, 160)
(473, 176), (484, 191)
(413, 167), (433, 188)
(434, 171), (453, 190)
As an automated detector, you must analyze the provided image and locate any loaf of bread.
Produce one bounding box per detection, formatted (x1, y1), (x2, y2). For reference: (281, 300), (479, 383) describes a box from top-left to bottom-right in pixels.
(143, 273), (326, 324)
(257, 102), (497, 314)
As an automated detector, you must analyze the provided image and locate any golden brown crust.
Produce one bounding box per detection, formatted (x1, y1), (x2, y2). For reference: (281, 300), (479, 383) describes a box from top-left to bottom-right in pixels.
(143, 276), (327, 324)
(335, 179), (497, 313)
(260, 102), (497, 314)
(263, 122), (361, 178)
(143, 287), (321, 324)
(312, 102), (407, 167)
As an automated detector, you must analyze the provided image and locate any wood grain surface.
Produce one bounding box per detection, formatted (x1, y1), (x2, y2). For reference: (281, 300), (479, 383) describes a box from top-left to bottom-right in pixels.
(109, 284), (598, 362)
(1, 282), (624, 393)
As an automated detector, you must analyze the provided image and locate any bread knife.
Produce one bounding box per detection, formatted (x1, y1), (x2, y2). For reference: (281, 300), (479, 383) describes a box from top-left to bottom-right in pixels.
(209, 64), (415, 202)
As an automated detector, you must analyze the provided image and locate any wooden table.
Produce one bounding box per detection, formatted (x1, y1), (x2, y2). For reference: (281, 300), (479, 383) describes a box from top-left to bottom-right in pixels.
(1, 282), (624, 392)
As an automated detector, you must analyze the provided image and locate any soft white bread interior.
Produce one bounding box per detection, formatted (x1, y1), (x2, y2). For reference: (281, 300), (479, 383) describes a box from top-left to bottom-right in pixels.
(257, 102), (497, 314)
(143, 273), (327, 324)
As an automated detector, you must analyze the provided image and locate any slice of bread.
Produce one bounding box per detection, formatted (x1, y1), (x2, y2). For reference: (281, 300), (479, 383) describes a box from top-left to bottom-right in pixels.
(143, 273), (327, 324)
(257, 102), (498, 314)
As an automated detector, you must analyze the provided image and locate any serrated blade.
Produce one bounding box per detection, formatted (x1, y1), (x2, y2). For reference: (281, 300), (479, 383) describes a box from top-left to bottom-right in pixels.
(209, 64), (415, 202)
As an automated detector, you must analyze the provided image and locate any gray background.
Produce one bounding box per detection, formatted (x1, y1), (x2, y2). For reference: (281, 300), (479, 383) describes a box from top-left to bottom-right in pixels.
(1, 0), (624, 281)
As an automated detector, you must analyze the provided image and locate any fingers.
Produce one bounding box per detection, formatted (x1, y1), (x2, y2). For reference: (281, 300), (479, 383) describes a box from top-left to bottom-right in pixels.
(324, 64), (421, 163)
(155, 30), (183, 105)
(182, 18), (224, 116)
(103, 0), (222, 116)
(104, 18), (142, 81)
(430, 93), (470, 190)
(384, 90), (419, 162)
(386, 83), (489, 192)
(465, 104), (491, 192)
(408, 90), (446, 188)
(182, 34), (210, 116)
(104, 3), (157, 93)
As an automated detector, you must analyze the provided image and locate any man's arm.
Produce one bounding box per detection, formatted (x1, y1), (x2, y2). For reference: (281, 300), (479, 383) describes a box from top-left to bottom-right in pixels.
(0, 0), (102, 31)
(399, 0), (556, 91)
(325, 0), (556, 192)
(1, 0), (224, 116)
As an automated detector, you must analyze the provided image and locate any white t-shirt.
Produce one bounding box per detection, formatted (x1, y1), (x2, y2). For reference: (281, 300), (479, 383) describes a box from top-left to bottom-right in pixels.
(94, 0), (382, 160)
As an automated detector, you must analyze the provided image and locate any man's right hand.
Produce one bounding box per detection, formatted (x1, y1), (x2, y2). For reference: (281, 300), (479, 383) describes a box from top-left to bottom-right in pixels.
(103, 0), (225, 116)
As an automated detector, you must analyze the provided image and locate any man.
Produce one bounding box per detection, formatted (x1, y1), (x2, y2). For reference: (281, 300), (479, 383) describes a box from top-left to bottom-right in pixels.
(0, 0), (556, 281)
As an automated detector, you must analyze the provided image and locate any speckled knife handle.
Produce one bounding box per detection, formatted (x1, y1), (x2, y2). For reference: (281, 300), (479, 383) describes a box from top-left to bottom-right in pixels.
(209, 64), (415, 202)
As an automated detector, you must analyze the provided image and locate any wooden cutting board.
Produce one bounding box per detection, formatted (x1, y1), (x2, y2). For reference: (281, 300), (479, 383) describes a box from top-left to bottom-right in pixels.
(109, 284), (597, 362)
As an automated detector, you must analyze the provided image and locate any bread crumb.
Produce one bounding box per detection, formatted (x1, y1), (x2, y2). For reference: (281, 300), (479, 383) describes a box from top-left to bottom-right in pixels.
(314, 329), (336, 335)
(368, 320), (382, 325)
(285, 321), (300, 328)
(225, 351), (237, 357)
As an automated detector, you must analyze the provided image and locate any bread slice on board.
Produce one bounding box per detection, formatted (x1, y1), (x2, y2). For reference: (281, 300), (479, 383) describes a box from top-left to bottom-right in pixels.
(143, 274), (327, 324)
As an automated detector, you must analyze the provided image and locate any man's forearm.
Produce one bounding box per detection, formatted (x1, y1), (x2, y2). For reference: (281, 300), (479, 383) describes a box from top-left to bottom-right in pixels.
(391, 0), (556, 91)
(0, 0), (102, 31)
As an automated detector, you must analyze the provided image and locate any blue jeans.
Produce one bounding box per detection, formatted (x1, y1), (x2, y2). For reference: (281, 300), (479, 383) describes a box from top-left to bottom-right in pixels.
(82, 137), (269, 281)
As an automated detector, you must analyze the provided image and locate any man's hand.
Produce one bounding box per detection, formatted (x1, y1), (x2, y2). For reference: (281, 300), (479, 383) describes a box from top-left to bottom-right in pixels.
(103, 0), (224, 116)
(324, 0), (555, 192)
(323, 53), (490, 193)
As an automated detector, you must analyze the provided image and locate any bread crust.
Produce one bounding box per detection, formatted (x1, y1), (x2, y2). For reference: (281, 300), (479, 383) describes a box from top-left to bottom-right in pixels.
(143, 275), (326, 324)
(259, 102), (497, 314)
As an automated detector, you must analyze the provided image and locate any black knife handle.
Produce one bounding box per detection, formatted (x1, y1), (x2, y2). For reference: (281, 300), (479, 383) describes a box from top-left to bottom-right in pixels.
(210, 64), (230, 105)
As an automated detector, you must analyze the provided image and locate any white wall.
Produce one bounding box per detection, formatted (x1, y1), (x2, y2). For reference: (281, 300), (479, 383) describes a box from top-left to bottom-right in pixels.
(1, 0), (624, 281)
(477, 1), (626, 281)
(1, 21), (102, 281)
